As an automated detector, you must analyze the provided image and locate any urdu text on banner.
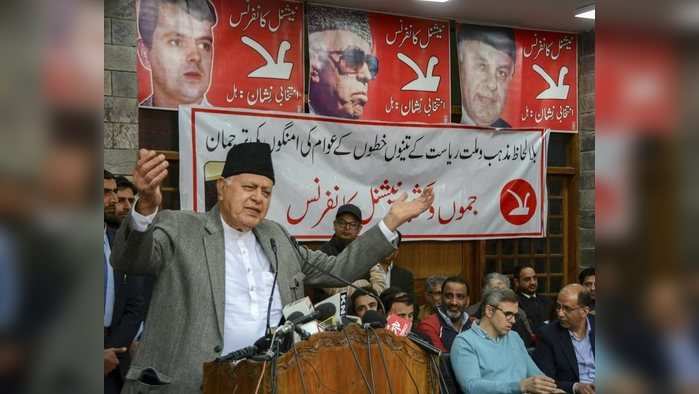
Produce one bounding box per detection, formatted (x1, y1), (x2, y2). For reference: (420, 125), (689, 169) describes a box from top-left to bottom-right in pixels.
(179, 106), (549, 241)
(306, 6), (450, 123)
(137, 0), (304, 112)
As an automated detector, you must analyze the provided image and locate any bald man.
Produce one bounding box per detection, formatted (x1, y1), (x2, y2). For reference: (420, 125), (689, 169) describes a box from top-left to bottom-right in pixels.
(534, 284), (596, 394)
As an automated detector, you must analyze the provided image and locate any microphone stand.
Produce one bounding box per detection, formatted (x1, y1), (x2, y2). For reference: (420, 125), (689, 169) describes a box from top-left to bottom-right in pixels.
(267, 239), (281, 394)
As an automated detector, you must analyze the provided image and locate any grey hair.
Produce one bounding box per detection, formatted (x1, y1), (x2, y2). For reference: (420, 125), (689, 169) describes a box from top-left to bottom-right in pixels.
(482, 288), (518, 308)
(425, 275), (447, 290)
(483, 272), (510, 292)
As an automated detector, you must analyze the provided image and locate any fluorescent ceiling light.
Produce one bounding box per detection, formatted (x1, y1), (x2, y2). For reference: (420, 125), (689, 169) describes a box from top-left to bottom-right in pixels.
(575, 4), (595, 19)
(419, 0), (449, 3)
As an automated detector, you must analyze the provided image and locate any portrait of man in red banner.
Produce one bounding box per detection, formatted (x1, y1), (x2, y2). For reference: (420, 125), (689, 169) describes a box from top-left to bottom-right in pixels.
(307, 6), (378, 119)
(457, 25), (516, 128)
(137, 0), (216, 108)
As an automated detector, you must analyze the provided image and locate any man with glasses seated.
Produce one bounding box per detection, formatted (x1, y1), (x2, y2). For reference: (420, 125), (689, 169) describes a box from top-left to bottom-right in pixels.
(308, 6), (378, 119)
(451, 288), (564, 394)
(533, 284), (596, 394)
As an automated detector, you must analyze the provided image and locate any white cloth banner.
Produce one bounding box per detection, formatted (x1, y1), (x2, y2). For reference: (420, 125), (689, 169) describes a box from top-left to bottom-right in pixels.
(179, 107), (548, 241)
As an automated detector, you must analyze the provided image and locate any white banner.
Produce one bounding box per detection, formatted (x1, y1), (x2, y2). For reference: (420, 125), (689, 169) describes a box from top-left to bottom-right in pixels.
(179, 106), (548, 240)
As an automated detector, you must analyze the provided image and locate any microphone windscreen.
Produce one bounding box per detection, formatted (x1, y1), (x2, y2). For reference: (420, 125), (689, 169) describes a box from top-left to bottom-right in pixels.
(315, 303), (337, 320)
(286, 311), (304, 322)
(362, 310), (387, 327)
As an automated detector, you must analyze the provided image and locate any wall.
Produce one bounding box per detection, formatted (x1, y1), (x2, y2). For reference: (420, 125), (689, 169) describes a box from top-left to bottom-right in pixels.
(104, 0), (139, 175)
(578, 31), (595, 269)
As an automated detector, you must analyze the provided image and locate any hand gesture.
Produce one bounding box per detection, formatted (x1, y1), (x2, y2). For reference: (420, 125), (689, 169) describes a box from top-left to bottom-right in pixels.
(575, 383), (595, 394)
(132, 149), (169, 215)
(383, 187), (434, 231)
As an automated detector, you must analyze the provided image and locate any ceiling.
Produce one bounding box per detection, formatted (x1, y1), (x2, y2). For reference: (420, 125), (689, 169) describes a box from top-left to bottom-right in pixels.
(310, 0), (595, 33)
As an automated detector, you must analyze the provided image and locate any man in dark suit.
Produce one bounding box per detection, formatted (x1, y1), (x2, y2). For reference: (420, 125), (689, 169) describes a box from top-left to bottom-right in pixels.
(534, 284), (596, 394)
(104, 170), (146, 394)
(513, 263), (554, 338)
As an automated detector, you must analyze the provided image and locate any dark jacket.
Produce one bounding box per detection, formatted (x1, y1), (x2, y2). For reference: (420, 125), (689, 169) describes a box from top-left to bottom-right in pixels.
(533, 316), (596, 394)
(517, 292), (554, 337)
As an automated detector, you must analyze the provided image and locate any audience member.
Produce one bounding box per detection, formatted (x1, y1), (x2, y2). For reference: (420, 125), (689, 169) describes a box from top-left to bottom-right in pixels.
(417, 275), (446, 322)
(451, 288), (563, 394)
(383, 290), (415, 321)
(115, 176), (136, 225)
(417, 276), (472, 352)
(349, 286), (380, 320)
(103, 170), (146, 394)
(468, 272), (537, 348)
(578, 268), (596, 313)
(513, 263), (554, 337)
(534, 284), (596, 394)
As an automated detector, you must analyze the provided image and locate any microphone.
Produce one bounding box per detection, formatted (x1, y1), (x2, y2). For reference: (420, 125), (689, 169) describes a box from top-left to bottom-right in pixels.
(274, 303), (337, 335)
(265, 239), (280, 337)
(288, 236), (386, 312)
(361, 310), (387, 329)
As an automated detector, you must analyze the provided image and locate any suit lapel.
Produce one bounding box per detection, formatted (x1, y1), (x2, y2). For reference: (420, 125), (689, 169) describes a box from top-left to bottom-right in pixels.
(557, 322), (580, 379)
(203, 206), (225, 338)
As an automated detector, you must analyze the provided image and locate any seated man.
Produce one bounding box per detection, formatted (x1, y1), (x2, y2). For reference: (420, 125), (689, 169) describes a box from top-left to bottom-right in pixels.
(417, 276), (472, 352)
(349, 286), (381, 320)
(578, 268), (596, 314)
(383, 290), (415, 322)
(417, 275), (446, 322)
(534, 284), (595, 394)
(451, 288), (563, 394)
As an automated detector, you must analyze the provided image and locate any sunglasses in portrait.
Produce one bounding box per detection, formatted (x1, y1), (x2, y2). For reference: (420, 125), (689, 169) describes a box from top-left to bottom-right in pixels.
(327, 47), (379, 80)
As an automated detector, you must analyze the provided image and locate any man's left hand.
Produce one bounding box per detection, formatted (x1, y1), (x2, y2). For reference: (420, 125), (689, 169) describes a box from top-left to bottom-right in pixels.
(382, 187), (434, 231)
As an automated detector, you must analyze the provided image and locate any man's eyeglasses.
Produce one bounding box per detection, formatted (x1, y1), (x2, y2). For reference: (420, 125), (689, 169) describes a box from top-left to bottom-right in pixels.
(491, 305), (517, 321)
(555, 303), (583, 314)
(328, 47), (379, 80)
(335, 219), (360, 230)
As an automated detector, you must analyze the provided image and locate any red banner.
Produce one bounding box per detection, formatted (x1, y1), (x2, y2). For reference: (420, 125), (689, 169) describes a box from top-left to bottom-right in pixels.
(137, 0), (304, 111)
(307, 6), (450, 123)
(456, 24), (577, 131)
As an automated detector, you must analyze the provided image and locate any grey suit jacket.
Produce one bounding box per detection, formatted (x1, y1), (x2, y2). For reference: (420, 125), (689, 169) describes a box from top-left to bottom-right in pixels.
(110, 205), (394, 393)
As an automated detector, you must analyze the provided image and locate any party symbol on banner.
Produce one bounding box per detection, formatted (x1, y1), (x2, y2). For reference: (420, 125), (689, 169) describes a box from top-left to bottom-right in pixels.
(397, 53), (440, 92)
(533, 64), (570, 100)
(241, 36), (293, 79)
(500, 179), (537, 225)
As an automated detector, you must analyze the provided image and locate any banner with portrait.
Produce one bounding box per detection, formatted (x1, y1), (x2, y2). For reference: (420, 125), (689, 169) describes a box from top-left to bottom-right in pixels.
(178, 106), (549, 241)
(306, 6), (450, 123)
(456, 24), (578, 131)
(136, 0), (304, 112)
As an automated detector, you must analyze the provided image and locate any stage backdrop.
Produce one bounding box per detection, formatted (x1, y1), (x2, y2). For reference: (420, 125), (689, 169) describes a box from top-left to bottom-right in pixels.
(178, 106), (549, 241)
(456, 24), (578, 131)
(137, 0), (304, 112)
(306, 5), (450, 123)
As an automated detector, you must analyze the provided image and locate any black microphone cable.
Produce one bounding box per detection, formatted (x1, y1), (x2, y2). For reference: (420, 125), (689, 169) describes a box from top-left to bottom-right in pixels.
(266, 239), (280, 340)
(290, 340), (310, 394)
(366, 328), (376, 393)
(369, 327), (420, 394)
(341, 325), (374, 394)
(367, 327), (395, 394)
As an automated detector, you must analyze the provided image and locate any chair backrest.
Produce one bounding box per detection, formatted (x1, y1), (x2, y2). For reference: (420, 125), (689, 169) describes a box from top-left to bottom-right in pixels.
(439, 353), (465, 394)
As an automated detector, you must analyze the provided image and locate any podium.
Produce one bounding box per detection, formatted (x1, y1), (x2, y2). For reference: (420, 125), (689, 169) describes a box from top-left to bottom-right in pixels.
(203, 325), (442, 394)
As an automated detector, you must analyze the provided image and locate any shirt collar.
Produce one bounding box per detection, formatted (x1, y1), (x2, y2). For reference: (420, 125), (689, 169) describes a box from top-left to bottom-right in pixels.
(436, 305), (469, 331)
(568, 317), (592, 341)
(472, 322), (504, 342)
(520, 292), (536, 299)
(220, 215), (253, 241)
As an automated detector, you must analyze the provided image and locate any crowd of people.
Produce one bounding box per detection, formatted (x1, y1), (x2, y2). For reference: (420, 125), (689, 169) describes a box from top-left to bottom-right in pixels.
(104, 142), (595, 393)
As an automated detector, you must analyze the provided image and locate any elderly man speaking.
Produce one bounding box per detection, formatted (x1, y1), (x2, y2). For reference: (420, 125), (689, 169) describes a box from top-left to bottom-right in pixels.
(110, 142), (433, 393)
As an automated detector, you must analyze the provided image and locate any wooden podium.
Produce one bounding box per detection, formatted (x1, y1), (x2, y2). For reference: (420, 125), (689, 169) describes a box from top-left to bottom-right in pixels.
(203, 325), (441, 394)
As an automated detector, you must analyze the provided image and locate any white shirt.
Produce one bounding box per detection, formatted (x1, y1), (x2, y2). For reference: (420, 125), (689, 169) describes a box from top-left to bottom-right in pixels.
(104, 226), (115, 327)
